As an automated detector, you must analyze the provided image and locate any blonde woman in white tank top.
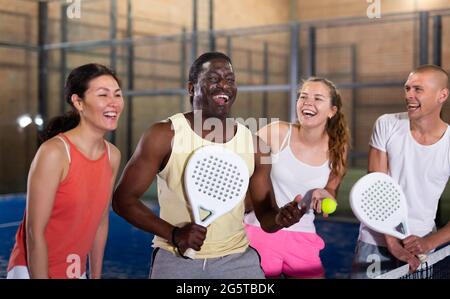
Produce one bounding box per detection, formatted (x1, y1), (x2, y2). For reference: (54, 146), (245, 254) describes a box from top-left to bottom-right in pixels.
(244, 77), (350, 278)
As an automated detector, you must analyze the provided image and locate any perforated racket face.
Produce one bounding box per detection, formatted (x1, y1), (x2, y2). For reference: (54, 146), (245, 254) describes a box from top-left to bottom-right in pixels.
(184, 145), (249, 227)
(190, 153), (246, 203)
(350, 172), (409, 239)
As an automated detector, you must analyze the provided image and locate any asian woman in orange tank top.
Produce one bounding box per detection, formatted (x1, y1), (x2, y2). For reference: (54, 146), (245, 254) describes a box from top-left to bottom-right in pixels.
(7, 63), (124, 279)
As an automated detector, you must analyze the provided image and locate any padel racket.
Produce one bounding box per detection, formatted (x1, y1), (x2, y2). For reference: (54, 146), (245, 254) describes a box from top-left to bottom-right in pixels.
(183, 145), (250, 258)
(294, 190), (326, 213)
(350, 172), (427, 262)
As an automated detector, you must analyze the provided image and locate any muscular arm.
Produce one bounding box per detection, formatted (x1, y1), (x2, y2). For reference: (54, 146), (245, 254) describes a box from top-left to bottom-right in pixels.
(112, 122), (175, 242)
(112, 121), (206, 252)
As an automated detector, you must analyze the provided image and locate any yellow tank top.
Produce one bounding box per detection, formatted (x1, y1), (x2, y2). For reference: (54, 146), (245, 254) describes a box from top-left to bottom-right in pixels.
(152, 113), (255, 258)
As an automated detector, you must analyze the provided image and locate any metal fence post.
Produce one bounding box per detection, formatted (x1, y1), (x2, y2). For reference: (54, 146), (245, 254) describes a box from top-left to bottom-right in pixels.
(289, 22), (300, 122)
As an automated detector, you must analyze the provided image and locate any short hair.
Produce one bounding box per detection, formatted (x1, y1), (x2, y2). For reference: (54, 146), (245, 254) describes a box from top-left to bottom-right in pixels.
(188, 52), (233, 104)
(412, 64), (449, 88)
(188, 51), (232, 83)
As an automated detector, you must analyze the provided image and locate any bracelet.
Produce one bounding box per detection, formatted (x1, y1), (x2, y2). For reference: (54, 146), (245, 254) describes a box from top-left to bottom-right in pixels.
(171, 227), (179, 246)
(171, 227), (189, 259)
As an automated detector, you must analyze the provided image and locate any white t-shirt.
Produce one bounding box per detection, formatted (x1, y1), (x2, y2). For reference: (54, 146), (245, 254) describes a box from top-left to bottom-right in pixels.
(358, 112), (450, 246)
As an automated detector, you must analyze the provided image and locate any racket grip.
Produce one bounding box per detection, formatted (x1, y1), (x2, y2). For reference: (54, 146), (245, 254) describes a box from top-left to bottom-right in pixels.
(183, 248), (197, 259)
(417, 254), (427, 263)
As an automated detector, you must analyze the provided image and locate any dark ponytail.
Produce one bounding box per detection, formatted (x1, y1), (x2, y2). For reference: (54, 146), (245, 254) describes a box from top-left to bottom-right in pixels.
(39, 111), (80, 143)
(39, 63), (121, 142)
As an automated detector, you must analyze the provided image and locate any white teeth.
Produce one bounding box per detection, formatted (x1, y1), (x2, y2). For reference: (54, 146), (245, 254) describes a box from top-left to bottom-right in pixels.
(302, 109), (317, 116)
(104, 112), (117, 117)
(214, 94), (229, 101)
(407, 104), (420, 109)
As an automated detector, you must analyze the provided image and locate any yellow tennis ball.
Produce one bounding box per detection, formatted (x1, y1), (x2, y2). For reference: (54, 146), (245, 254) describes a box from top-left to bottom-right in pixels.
(321, 197), (337, 214)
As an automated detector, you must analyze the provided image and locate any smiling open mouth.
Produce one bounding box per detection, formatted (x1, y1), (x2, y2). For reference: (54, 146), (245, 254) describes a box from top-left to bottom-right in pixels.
(407, 103), (421, 112)
(301, 109), (317, 118)
(212, 94), (230, 105)
(103, 111), (118, 119)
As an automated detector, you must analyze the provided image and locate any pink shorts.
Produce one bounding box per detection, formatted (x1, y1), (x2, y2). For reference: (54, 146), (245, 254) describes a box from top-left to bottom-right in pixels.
(245, 224), (325, 278)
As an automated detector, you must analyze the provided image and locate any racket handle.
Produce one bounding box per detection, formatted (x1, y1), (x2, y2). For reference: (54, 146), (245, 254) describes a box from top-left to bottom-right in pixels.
(183, 248), (197, 259)
(417, 254), (427, 263)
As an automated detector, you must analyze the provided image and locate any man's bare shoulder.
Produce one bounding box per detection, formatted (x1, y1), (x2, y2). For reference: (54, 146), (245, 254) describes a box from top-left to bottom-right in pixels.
(144, 119), (174, 139)
(135, 119), (175, 157)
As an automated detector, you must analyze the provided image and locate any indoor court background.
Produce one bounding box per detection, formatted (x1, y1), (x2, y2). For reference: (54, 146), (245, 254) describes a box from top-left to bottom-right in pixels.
(1, 0), (449, 278)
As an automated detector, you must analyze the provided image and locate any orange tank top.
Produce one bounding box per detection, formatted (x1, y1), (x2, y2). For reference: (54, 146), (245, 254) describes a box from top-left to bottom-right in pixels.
(8, 134), (112, 278)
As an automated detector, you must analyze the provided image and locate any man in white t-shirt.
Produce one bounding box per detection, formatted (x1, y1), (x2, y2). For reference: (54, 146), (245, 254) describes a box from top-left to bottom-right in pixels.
(350, 65), (450, 279)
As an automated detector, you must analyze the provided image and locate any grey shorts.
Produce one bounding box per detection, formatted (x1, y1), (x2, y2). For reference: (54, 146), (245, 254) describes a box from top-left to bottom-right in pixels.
(150, 246), (265, 279)
(350, 240), (404, 279)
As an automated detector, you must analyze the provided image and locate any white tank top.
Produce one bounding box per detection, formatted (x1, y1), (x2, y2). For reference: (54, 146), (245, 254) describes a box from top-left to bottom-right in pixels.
(244, 125), (331, 233)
